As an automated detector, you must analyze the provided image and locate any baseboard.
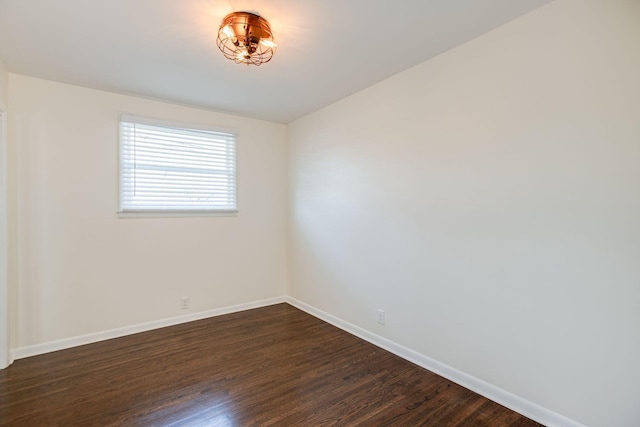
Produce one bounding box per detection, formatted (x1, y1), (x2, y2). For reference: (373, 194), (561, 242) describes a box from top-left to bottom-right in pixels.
(286, 296), (585, 427)
(11, 296), (287, 360)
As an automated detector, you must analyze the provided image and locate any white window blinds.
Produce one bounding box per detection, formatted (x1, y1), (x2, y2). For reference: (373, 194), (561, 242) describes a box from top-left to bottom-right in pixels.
(119, 115), (237, 213)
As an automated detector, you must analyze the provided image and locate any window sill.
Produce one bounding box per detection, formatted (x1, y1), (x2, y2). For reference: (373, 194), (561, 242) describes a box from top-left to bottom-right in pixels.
(118, 210), (238, 219)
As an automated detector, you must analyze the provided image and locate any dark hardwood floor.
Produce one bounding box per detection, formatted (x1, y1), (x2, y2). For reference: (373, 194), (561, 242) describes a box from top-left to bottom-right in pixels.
(0, 304), (543, 426)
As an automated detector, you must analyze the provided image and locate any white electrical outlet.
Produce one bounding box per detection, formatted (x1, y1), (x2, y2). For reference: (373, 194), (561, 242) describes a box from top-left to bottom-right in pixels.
(377, 309), (385, 325)
(181, 297), (190, 310)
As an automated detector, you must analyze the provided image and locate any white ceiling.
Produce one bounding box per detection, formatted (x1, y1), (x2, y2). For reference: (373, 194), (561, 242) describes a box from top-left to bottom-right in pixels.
(0, 0), (552, 123)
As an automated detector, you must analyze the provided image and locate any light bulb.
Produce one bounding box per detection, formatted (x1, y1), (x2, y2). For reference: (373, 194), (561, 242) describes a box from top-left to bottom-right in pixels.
(222, 25), (234, 38)
(235, 49), (249, 61)
(259, 39), (276, 48)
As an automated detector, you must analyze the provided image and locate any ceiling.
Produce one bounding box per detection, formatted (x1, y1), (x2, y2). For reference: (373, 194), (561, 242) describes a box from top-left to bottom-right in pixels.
(0, 0), (552, 123)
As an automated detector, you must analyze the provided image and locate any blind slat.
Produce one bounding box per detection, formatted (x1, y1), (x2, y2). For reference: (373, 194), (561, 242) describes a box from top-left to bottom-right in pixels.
(120, 118), (237, 212)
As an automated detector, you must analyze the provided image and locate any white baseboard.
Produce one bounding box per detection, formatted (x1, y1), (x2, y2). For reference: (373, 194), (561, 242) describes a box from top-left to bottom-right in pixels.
(11, 296), (287, 360)
(286, 296), (585, 427)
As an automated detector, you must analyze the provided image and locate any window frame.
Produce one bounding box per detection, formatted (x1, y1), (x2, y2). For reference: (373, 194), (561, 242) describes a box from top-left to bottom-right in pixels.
(118, 114), (238, 218)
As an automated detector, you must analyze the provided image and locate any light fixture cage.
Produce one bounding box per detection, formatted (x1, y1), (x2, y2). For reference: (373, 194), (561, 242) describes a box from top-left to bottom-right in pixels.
(217, 12), (276, 66)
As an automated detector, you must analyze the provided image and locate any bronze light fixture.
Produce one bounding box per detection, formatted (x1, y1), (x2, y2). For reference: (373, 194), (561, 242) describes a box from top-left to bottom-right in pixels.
(217, 12), (276, 66)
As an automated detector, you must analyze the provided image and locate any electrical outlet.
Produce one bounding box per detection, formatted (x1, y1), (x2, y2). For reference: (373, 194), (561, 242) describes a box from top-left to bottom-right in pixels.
(377, 309), (385, 325)
(181, 297), (190, 310)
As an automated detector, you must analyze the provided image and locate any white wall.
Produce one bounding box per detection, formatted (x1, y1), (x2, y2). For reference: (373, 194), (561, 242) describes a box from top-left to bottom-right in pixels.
(0, 59), (8, 107)
(9, 75), (287, 349)
(0, 58), (9, 367)
(288, 1), (640, 426)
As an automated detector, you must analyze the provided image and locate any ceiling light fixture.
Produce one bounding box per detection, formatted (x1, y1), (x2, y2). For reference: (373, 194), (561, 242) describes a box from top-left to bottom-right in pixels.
(217, 12), (276, 66)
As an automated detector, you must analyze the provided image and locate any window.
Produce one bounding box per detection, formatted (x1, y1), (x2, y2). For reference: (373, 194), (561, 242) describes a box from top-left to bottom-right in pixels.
(119, 115), (237, 214)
